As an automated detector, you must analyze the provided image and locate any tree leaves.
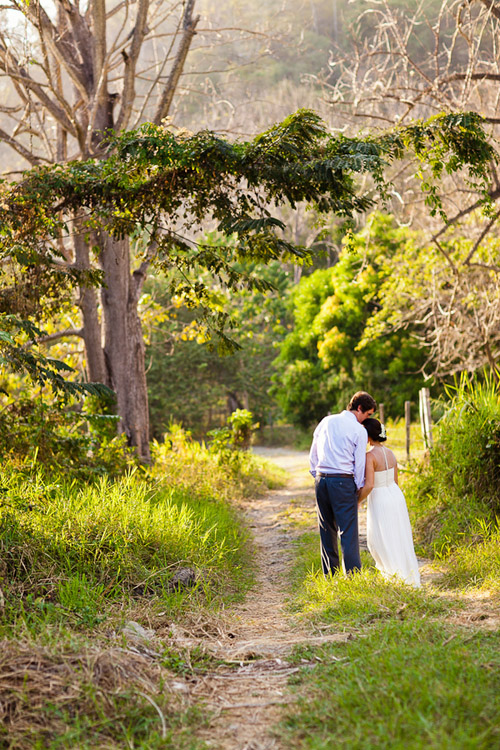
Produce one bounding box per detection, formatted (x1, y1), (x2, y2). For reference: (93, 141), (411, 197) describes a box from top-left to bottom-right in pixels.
(0, 107), (495, 386)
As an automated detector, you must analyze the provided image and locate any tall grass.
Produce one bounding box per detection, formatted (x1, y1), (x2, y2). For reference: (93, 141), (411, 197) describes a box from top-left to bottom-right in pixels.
(402, 372), (500, 593)
(0, 430), (282, 748)
(0, 470), (248, 616)
(0, 428), (284, 638)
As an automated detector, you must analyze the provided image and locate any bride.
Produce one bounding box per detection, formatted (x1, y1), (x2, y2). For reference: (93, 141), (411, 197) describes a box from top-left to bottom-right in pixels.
(358, 418), (420, 587)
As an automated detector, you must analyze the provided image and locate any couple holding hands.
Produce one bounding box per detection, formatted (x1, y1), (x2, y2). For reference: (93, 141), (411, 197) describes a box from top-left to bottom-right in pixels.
(309, 391), (420, 587)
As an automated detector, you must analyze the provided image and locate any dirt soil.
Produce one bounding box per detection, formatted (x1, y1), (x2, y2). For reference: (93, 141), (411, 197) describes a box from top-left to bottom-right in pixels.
(160, 448), (498, 750)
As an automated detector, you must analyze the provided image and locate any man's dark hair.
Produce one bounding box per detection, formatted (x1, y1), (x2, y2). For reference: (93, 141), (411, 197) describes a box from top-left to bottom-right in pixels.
(347, 391), (377, 413)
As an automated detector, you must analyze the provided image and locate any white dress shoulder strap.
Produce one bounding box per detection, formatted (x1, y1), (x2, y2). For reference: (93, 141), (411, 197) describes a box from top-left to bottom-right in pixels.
(382, 446), (389, 471)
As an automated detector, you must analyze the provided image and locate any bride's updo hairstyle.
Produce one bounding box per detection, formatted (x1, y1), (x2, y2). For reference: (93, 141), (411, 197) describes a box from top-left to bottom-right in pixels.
(363, 418), (387, 443)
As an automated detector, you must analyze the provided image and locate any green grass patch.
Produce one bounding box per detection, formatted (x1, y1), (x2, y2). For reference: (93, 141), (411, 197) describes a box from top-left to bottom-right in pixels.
(281, 621), (500, 750)
(435, 521), (500, 597)
(289, 532), (448, 628)
(0, 467), (252, 639)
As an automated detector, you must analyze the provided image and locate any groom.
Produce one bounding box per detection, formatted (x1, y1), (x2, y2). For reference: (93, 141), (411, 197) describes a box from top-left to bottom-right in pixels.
(309, 391), (376, 576)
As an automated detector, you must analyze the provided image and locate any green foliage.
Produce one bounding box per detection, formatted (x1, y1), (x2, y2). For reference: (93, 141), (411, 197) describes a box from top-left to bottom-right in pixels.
(360, 223), (500, 378)
(146, 242), (292, 439)
(281, 622), (500, 750)
(405, 375), (500, 553)
(152, 422), (285, 500)
(1, 109), (494, 360)
(273, 214), (430, 427)
(403, 372), (500, 589)
(0, 314), (111, 400)
(208, 408), (258, 450)
(0, 393), (135, 478)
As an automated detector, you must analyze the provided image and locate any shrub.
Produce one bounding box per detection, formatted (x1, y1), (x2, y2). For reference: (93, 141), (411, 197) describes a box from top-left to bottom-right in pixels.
(403, 372), (500, 562)
(0, 394), (136, 478)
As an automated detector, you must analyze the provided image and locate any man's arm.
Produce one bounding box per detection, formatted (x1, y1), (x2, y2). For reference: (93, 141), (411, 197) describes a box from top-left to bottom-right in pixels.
(353, 429), (368, 490)
(309, 424), (320, 477)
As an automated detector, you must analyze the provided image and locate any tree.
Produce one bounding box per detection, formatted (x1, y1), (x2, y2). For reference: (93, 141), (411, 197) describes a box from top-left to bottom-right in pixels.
(315, 0), (500, 376)
(1, 107), (494, 458)
(361, 231), (500, 378)
(145, 243), (292, 439)
(0, 0), (202, 461)
(273, 213), (430, 427)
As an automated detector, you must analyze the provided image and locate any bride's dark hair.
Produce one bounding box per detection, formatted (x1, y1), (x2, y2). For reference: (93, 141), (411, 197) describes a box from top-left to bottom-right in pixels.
(363, 417), (387, 442)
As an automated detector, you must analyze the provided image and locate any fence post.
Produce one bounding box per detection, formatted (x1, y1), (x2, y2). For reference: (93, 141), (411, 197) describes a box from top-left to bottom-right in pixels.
(424, 387), (433, 448)
(405, 400), (411, 461)
(379, 403), (385, 424)
(419, 387), (433, 449)
(419, 388), (426, 446)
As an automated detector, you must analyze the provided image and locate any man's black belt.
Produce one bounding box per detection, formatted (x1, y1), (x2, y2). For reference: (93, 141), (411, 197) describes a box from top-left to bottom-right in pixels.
(317, 472), (353, 478)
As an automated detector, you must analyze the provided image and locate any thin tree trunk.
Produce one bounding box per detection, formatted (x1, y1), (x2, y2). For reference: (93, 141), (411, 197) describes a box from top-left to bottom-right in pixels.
(74, 232), (107, 383)
(100, 233), (151, 462)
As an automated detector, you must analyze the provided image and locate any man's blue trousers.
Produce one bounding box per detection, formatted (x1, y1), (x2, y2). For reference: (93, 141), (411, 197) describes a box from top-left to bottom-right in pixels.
(315, 475), (362, 575)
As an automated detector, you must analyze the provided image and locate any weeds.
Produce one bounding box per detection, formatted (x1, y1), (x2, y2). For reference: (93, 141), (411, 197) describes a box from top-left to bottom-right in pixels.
(290, 533), (449, 628)
(0, 639), (207, 750)
(404, 372), (500, 553)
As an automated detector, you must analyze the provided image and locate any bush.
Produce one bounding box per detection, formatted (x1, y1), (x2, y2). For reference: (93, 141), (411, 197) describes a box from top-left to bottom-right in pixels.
(0, 394), (136, 478)
(152, 422), (285, 500)
(403, 372), (500, 583)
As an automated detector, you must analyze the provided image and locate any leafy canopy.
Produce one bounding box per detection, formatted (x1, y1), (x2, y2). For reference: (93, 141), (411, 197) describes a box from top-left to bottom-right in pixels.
(0, 108), (495, 375)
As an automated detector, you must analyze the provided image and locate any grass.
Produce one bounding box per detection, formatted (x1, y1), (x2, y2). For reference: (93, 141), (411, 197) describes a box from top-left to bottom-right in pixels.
(0, 431), (283, 749)
(0, 469), (252, 637)
(435, 522), (500, 596)
(281, 621), (500, 750)
(382, 417), (426, 463)
(284, 530), (499, 749)
(0, 638), (208, 750)
(290, 533), (450, 628)
(402, 374), (500, 555)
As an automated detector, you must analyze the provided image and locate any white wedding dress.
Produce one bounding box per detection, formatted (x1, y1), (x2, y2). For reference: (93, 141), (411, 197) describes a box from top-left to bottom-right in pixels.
(367, 448), (421, 587)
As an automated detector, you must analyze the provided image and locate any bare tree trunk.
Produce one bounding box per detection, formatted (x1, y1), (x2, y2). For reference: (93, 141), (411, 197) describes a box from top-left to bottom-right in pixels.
(100, 234), (151, 462)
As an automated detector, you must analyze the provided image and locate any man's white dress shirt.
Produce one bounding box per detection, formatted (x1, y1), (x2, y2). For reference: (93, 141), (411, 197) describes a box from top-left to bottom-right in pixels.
(309, 410), (368, 490)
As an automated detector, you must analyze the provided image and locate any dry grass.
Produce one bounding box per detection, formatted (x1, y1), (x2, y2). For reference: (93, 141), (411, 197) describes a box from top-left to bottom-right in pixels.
(0, 639), (176, 749)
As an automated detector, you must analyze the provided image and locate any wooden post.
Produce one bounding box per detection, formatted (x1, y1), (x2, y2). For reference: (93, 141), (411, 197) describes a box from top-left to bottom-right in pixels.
(423, 387), (434, 448)
(379, 403), (385, 424)
(419, 388), (426, 447)
(405, 400), (411, 461)
(419, 387), (433, 449)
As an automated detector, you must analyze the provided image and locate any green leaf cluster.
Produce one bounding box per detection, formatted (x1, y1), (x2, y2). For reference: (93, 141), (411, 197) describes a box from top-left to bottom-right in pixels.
(273, 213), (429, 426)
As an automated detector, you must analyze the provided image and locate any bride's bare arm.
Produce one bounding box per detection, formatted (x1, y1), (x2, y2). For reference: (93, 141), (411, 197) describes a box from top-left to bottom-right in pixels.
(358, 453), (375, 504)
